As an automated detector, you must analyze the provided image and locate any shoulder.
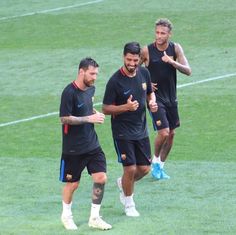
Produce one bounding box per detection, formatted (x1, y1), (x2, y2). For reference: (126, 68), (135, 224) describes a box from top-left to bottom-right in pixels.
(141, 45), (151, 57)
(109, 69), (122, 81)
(168, 41), (184, 59)
(172, 42), (186, 60)
(140, 45), (150, 66)
(62, 83), (74, 95)
(172, 42), (183, 53)
(139, 65), (149, 73)
(141, 45), (148, 54)
(106, 69), (121, 88)
(138, 66), (150, 77)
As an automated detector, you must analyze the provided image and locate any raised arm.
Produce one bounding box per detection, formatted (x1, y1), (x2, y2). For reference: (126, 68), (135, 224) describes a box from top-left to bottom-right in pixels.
(162, 43), (191, 76)
(102, 95), (139, 115)
(60, 112), (105, 125)
(140, 46), (149, 66)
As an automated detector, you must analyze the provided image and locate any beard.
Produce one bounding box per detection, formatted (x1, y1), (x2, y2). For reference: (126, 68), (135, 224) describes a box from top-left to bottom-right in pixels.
(124, 63), (137, 74)
(83, 79), (94, 87)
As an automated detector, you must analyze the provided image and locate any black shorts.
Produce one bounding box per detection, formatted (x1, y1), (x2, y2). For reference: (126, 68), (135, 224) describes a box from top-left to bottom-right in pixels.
(114, 137), (151, 166)
(59, 147), (106, 182)
(150, 102), (180, 131)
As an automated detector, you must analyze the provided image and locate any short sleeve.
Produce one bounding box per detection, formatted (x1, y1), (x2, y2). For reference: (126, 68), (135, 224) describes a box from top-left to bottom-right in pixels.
(141, 67), (152, 94)
(103, 78), (117, 105)
(60, 88), (73, 117)
(146, 69), (152, 94)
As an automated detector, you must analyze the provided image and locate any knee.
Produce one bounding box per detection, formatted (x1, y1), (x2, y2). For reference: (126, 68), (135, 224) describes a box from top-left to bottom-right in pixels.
(124, 165), (137, 176)
(169, 130), (175, 141)
(66, 182), (79, 191)
(99, 174), (107, 184)
(137, 165), (150, 177)
(159, 129), (170, 140)
(142, 166), (150, 176)
(93, 173), (107, 184)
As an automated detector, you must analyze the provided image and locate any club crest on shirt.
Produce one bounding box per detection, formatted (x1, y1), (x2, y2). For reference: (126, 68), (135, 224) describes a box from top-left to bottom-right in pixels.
(121, 154), (126, 160)
(142, 83), (147, 90)
(156, 120), (162, 126)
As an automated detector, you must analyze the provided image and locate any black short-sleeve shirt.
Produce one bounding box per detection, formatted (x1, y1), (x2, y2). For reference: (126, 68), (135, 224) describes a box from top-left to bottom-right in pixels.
(60, 81), (100, 155)
(103, 66), (152, 140)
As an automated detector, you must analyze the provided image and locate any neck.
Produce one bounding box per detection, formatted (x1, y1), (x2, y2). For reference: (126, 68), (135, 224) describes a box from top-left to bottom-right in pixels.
(155, 41), (169, 51)
(74, 78), (87, 90)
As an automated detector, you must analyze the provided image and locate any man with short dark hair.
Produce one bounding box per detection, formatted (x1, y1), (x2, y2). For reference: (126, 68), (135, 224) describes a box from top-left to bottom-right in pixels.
(141, 18), (191, 180)
(59, 57), (112, 231)
(103, 42), (157, 217)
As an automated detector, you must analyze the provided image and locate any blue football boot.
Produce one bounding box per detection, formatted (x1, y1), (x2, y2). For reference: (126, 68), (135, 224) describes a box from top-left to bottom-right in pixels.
(151, 163), (162, 180)
(160, 168), (170, 179)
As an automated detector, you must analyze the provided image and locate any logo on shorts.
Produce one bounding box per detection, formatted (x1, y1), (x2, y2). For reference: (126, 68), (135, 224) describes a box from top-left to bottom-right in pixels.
(142, 83), (147, 90)
(121, 154), (126, 160)
(156, 120), (162, 126)
(66, 174), (72, 181)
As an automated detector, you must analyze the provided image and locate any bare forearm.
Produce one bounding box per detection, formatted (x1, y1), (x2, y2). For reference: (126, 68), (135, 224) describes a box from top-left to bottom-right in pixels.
(147, 92), (158, 112)
(61, 111), (105, 125)
(172, 43), (192, 76)
(170, 60), (191, 76)
(147, 92), (156, 104)
(60, 116), (89, 125)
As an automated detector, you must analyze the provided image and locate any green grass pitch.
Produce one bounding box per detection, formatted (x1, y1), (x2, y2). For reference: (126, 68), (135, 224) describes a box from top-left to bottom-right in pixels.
(0, 0), (236, 234)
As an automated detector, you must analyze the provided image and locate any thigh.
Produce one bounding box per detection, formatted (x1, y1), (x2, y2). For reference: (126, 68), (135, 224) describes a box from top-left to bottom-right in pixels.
(59, 153), (87, 182)
(166, 106), (180, 130)
(150, 103), (169, 131)
(87, 147), (107, 175)
(135, 137), (151, 166)
(114, 139), (136, 166)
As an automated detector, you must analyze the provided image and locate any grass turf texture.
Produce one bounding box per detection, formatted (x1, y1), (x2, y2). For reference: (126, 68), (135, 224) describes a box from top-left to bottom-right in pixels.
(0, 0), (236, 234)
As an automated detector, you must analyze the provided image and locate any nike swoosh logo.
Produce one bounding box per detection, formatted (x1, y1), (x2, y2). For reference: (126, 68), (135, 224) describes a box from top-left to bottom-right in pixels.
(124, 89), (131, 95)
(77, 103), (84, 108)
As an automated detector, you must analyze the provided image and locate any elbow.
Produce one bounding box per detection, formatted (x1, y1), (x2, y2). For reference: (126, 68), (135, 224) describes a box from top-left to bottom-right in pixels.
(186, 68), (192, 76)
(60, 117), (65, 124)
(60, 116), (70, 125)
(102, 105), (109, 115)
(102, 110), (109, 115)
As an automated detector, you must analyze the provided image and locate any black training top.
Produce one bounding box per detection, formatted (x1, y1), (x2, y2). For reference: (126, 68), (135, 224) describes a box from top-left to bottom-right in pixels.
(147, 42), (177, 106)
(60, 81), (100, 155)
(103, 66), (152, 140)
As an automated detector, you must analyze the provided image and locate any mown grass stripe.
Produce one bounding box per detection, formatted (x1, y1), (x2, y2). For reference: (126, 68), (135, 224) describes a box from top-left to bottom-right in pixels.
(0, 0), (104, 21)
(0, 72), (235, 127)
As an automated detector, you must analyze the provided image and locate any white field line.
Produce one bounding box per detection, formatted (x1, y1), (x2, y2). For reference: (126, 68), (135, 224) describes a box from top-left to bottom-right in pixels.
(0, 73), (236, 127)
(0, 103), (102, 127)
(177, 73), (236, 88)
(0, 0), (104, 21)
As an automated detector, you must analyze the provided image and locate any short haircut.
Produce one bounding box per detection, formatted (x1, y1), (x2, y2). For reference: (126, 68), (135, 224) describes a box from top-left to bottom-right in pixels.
(78, 57), (99, 72)
(155, 18), (173, 31)
(123, 42), (141, 56)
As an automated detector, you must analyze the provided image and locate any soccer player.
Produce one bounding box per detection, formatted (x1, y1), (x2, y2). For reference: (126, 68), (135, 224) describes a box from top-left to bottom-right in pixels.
(59, 57), (112, 230)
(102, 42), (157, 217)
(140, 18), (192, 180)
